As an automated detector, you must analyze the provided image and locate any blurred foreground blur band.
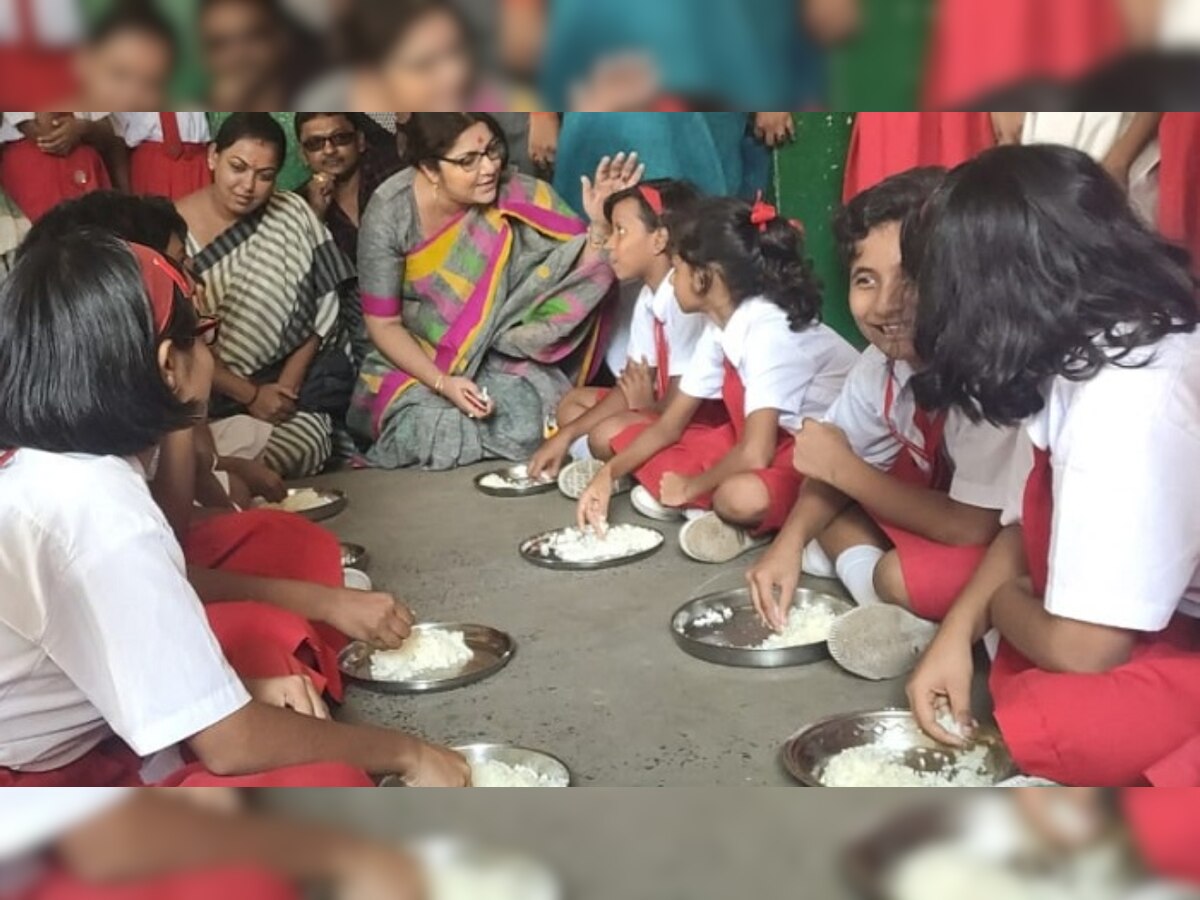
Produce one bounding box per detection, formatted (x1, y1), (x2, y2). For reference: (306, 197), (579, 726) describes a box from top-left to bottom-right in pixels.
(0, 0), (1199, 110)
(1, 788), (1200, 900)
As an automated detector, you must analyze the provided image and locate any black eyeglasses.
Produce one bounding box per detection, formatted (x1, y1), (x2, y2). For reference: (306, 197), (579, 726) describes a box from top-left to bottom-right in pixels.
(438, 138), (506, 173)
(301, 131), (357, 154)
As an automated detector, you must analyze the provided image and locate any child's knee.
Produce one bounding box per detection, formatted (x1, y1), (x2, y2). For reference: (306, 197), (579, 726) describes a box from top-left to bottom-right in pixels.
(587, 426), (615, 460)
(713, 476), (769, 526)
(873, 550), (912, 609)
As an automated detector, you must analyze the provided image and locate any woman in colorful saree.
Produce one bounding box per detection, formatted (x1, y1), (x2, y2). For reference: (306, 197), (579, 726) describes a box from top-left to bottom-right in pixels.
(349, 113), (633, 470)
(179, 113), (356, 480)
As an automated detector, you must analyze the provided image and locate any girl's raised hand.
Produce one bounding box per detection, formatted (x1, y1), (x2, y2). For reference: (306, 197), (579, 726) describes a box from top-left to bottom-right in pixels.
(753, 113), (796, 148)
(906, 625), (977, 748)
(576, 468), (614, 535)
(581, 152), (645, 224)
(746, 540), (802, 631)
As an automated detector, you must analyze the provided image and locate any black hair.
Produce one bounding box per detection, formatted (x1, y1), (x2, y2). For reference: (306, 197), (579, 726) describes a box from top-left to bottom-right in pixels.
(834, 167), (946, 266)
(603, 179), (700, 231)
(343, 0), (471, 68)
(88, 0), (178, 61)
(668, 196), (824, 331)
(400, 112), (506, 172)
(22, 191), (187, 257)
(213, 112), (287, 167)
(0, 232), (202, 457)
(294, 111), (361, 141)
(905, 144), (1199, 426)
(199, 0), (283, 22)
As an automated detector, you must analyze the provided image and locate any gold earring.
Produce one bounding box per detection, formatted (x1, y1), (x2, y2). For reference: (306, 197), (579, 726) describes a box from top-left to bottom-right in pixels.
(433, 181), (441, 195)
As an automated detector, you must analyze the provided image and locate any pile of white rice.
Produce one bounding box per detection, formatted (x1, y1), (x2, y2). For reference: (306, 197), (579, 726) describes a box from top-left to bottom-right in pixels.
(754, 604), (840, 650)
(470, 759), (568, 788)
(370, 630), (473, 681)
(424, 854), (559, 900)
(819, 743), (993, 787)
(538, 524), (660, 564)
(480, 465), (552, 490)
(258, 488), (328, 513)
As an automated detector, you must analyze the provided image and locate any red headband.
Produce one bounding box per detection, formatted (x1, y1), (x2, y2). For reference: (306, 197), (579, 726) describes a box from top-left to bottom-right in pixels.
(638, 184), (664, 217)
(128, 242), (191, 338)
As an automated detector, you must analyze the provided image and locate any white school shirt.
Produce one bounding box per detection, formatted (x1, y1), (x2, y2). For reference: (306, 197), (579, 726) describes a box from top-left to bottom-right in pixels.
(0, 0), (83, 47)
(1160, 0), (1200, 48)
(999, 329), (1200, 631)
(623, 271), (707, 378)
(110, 112), (212, 149)
(0, 789), (132, 861)
(0, 112), (109, 144)
(822, 345), (1032, 510)
(680, 297), (859, 432)
(0, 450), (250, 772)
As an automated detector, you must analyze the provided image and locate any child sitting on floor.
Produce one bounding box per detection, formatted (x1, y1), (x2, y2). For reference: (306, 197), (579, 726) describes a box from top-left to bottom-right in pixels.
(527, 178), (706, 496)
(747, 167), (1029, 681)
(577, 194), (858, 563)
(0, 233), (467, 787)
(905, 145), (1200, 788)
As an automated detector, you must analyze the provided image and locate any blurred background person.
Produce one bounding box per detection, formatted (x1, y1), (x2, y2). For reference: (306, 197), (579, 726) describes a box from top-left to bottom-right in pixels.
(0, 0), (86, 107)
(74, 2), (178, 110)
(198, 0), (295, 109)
(0, 185), (28, 283)
(113, 111), (214, 201)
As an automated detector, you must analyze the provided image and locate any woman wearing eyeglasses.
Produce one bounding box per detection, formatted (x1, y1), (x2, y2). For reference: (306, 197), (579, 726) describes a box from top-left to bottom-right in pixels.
(177, 113), (357, 481)
(349, 112), (634, 471)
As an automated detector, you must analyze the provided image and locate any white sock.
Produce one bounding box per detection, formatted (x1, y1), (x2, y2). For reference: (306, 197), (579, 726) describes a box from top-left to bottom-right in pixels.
(801, 540), (836, 578)
(835, 545), (886, 607)
(568, 435), (593, 462)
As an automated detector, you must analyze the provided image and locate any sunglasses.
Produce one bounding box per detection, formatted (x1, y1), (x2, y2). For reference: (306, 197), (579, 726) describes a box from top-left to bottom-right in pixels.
(301, 131), (358, 154)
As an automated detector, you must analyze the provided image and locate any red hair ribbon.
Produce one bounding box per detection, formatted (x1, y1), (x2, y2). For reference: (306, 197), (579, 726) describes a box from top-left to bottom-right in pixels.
(749, 191), (778, 232)
(127, 242), (193, 337)
(638, 184), (664, 217)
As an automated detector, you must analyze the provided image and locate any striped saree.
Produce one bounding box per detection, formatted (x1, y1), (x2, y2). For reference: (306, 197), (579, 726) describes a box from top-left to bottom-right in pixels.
(188, 192), (356, 478)
(349, 170), (615, 470)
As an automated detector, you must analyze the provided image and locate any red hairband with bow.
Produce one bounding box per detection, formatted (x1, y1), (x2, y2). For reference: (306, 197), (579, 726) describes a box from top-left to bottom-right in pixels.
(749, 192), (803, 234)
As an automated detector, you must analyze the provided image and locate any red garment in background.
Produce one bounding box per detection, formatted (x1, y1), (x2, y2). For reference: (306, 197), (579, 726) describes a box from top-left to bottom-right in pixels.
(1124, 789), (1200, 884)
(842, 112), (994, 201)
(925, 0), (1126, 108)
(0, 138), (110, 222)
(1159, 113), (1200, 274)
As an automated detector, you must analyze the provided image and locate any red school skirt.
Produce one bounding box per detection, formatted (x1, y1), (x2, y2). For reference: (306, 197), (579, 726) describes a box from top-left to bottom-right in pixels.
(184, 509), (349, 701)
(0, 139), (110, 222)
(990, 448), (1200, 786)
(21, 867), (300, 900)
(130, 142), (212, 200)
(609, 362), (801, 535)
(1123, 789), (1200, 884)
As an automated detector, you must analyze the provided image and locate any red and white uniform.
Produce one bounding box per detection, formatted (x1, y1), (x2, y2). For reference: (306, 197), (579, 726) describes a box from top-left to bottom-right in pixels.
(0, 0), (82, 108)
(822, 347), (1029, 620)
(0, 790), (301, 900)
(989, 329), (1200, 786)
(0, 449), (366, 788)
(623, 270), (708, 400)
(112, 113), (213, 200)
(613, 298), (858, 533)
(0, 113), (111, 222)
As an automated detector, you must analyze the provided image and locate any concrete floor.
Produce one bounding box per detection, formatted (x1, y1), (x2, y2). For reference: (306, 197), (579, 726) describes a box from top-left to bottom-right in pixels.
(310, 463), (985, 787)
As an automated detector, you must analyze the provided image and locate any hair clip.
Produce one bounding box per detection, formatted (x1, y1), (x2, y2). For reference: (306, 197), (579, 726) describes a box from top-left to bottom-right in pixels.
(749, 191), (778, 232)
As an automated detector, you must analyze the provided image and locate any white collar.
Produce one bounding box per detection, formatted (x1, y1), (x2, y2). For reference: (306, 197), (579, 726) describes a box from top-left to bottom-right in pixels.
(650, 269), (676, 321)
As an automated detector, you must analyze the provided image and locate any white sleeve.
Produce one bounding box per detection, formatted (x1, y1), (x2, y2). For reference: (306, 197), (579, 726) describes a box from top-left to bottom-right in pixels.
(625, 294), (657, 370)
(0, 788), (133, 860)
(665, 310), (709, 378)
(44, 529), (250, 756)
(741, 324), (810, 420)
(820, 355), (900, 468)
(1043, 402), (1200, 632)
(945, 418), (1033, 510)
(679, 327), (725, 400)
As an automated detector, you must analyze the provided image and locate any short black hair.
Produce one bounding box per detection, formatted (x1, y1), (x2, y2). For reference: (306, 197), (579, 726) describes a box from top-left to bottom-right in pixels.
(0, 232), (202, 457)
(603, 179), (700, 230)
(834, 167), (945, 266)
(88, 1), (179, 61)
(906, 144), (1199, 426)
(400, 112), (506, 172)
(23, 191), (187, 256)
(669, 196), (824, 331)
(294, 112), (361, 142)
(213, 112), (287, 167)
